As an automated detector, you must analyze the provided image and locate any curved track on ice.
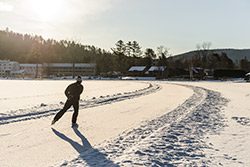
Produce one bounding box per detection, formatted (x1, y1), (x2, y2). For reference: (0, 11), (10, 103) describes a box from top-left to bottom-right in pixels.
(62, 83), (228, 167)
(0, 83), (160, 125)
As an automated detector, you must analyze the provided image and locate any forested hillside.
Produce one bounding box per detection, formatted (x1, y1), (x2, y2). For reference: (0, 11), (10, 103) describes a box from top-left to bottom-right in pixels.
(0, 29), (152, 74)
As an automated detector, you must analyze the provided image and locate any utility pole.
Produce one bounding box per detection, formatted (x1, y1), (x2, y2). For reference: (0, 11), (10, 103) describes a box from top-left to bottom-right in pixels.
(189, 60), (193, 80)
(72, 62), (75, 79)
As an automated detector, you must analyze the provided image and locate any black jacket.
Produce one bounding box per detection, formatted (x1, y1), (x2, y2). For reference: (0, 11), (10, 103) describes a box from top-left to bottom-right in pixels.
(64, 82), (83, 101)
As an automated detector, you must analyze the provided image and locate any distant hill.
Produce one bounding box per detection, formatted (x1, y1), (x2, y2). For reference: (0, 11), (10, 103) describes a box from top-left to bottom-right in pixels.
(173, 49), (250, 65)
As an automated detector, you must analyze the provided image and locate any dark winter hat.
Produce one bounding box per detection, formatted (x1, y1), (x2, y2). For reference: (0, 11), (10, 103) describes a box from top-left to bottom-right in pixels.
(76, 76), (82, 82)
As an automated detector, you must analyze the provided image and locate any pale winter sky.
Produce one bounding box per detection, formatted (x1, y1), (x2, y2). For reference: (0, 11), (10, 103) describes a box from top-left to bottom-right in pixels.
(0, 0), (250, 55)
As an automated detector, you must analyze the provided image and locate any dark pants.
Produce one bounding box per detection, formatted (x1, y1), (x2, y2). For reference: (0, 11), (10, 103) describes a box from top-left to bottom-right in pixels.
(53, 99), (79, 123)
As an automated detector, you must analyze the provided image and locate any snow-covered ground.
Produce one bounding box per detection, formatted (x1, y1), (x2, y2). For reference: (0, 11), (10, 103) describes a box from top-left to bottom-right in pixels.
(0, 80), (148, 115)
(0, 80), (250, 166)
(173, 81), (250, 166)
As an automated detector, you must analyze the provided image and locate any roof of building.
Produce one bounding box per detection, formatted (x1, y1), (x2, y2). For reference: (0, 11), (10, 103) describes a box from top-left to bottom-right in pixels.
(20, 64), (42, 67)
(0, 60), (11, 63)
(11, 70), (25, 74)
(0, 60), (18, 64)
(48, 63), (96, 68)
(19, 63), (96, 68)
(148, 66), (166, 72)
(128, 66), (146, 72)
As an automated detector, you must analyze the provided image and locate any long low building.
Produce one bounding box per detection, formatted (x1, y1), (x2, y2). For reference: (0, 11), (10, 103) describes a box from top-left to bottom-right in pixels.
(45, 63), (96, 77)
(20, 64), (43, 78)
(0, 60), (96, 78)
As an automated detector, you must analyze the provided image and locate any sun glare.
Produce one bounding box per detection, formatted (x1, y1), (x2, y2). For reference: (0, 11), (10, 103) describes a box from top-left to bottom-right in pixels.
(29, 0), (66, 22)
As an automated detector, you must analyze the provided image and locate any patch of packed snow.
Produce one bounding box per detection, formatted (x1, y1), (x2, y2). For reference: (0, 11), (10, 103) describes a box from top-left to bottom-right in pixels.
(57, 85), (229, 166)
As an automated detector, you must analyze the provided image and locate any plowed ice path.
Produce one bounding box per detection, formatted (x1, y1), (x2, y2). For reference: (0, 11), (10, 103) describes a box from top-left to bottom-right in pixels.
(1, 81), (243, 167)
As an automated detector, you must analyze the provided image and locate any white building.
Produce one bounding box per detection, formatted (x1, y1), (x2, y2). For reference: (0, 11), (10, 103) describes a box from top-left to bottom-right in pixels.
(0, 60), (22, 77)
(20, 64), (43, 78)
(0, 60), (96, 78)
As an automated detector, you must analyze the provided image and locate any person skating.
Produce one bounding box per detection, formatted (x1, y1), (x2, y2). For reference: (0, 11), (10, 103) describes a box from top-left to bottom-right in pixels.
(51, 76), (83, 127)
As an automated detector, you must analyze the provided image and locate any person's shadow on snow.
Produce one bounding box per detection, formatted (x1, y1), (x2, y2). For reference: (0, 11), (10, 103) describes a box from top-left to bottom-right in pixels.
(51, 127), (119, 167)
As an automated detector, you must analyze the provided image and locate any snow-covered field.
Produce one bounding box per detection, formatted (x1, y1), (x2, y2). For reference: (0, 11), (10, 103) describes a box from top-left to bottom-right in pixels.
(0, 80), (250, 166)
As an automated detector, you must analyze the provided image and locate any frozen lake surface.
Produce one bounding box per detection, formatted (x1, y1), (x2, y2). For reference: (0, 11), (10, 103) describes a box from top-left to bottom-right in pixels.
(0, 80), (250, 167)
(0, 80), (147, 114)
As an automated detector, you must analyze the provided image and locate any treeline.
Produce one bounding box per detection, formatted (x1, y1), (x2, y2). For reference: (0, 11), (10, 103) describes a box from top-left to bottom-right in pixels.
(0, 29), (169, 74)
(167, 42), (247, 71)
(0, 29), (249, 76)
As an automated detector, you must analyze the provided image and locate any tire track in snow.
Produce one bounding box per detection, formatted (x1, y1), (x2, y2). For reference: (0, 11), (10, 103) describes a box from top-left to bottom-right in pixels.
(0, 83), (161, 125)
(61, 84), (229, 167)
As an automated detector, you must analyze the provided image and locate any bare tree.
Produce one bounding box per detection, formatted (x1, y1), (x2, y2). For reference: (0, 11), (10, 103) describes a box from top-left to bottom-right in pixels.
(156, 46), (172, 68)
(195, 42), (213, 68)
(156, 46), (171, 59)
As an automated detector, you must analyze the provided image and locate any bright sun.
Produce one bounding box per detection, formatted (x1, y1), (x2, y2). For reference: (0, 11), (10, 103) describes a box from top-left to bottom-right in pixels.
(29, 0), (66, 22)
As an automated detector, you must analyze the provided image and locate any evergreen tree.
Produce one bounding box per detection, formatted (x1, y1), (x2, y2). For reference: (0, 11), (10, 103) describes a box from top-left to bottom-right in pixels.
(111, 40), (127, 73)
(131, 41), (142, 58)
(144, 48), (156, 67)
